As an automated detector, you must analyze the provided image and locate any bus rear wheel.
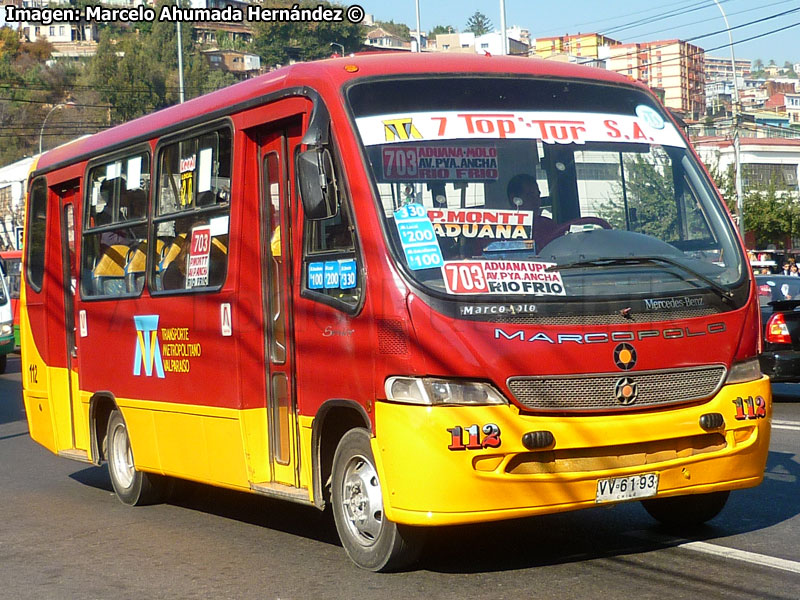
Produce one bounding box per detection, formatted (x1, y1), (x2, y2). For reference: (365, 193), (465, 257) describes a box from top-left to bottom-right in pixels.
(641, 490), (730, 528)
(106, 409), (168, 506)
(330, 428), (424, 572)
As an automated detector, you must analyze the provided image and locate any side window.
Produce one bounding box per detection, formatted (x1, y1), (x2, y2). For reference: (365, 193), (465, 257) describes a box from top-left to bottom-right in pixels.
(81, 153), (150, 297)
(152, 127), (231, 293)
(301, 146), (362, 308)
(25, 178), (48, 292)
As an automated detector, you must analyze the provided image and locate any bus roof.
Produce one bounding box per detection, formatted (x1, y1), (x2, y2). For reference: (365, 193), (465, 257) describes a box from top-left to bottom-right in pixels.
(35, 53), (642, 175)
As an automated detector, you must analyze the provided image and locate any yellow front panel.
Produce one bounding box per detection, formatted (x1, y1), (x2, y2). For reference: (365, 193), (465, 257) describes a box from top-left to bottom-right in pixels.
(373, 377), (771, 526)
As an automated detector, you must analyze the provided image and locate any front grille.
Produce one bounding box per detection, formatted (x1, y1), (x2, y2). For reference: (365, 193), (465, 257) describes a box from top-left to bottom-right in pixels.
(487, 308), (718, 325)
(507, 365), (727, 413)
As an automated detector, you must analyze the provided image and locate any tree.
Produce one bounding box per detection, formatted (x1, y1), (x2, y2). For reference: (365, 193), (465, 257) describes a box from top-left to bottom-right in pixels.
(376, 20), (410, 39)
(598, 151), (679, 241)
(250, 0), (364, 68)
(708, 160), (800, 248)
(429, 25), (455, 37)
(465, 11), (493, 36)
(0, 27), (20, 60)
(87, 29), (169, 123)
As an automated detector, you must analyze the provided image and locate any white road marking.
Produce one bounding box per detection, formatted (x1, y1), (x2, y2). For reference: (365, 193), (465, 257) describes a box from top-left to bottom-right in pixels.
(630, 531), (800, 574)
(772, 420), (800, 431)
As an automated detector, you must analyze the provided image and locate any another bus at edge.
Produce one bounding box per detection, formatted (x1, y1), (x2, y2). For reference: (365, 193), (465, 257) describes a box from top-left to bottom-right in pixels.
(21, 53), (770, 571)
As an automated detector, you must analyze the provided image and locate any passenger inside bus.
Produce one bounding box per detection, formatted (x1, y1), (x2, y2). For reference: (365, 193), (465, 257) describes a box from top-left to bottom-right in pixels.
(506, 174), (560, 250)
(159, 221), (228, 291)
(96, 179), (147, 248)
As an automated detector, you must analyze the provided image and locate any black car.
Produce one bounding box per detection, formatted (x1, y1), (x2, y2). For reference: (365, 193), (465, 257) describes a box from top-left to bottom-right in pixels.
(756, 274), (800, 381)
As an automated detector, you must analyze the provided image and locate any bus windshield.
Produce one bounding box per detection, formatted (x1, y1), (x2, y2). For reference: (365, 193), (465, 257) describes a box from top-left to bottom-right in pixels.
(349, 77), (745, 304)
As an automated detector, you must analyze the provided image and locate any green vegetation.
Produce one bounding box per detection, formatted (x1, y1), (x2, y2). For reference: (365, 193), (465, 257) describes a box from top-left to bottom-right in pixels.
(598, 151), (681, 241)
(250, 0), (363, 66)
(598, 151), (800, 250)
(429, 25), (456, 37)
(0, 0), (363, 164)
(709, 163), (800, 249)
(465, 11), (493, 36)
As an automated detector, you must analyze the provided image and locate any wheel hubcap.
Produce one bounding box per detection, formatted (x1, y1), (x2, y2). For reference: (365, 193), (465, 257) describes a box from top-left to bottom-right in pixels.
(110, 423), (135, 489)
(341, 454), (383, 546)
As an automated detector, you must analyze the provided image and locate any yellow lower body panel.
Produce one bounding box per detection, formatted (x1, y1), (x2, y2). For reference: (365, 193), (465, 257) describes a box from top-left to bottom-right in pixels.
(373, 377), (771, 527)
(115, 399), (270, 492)
(23, 391), (57, 454)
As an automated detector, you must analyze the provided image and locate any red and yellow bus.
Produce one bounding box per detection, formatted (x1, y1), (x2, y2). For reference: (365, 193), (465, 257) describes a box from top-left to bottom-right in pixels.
(21, 54), (770, 571)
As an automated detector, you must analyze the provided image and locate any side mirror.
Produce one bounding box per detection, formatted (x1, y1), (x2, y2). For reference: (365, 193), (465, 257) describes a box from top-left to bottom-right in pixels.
(298, 147), (338, 220)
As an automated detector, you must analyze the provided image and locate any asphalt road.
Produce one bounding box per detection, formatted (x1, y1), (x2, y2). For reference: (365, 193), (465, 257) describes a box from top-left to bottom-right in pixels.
(1, 353), (799, 599)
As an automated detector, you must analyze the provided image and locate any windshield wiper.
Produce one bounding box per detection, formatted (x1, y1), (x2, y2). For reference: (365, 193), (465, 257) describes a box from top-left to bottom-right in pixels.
(547, 255), (734, 301)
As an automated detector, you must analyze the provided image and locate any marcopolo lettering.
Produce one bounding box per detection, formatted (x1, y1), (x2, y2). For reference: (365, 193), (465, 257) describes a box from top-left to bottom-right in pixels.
(494, 322), (726, 343)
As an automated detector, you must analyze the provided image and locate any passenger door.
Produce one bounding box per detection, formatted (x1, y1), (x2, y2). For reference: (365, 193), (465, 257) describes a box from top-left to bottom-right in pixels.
(260, 128), (300, 487)
(58, 183), (87, 454)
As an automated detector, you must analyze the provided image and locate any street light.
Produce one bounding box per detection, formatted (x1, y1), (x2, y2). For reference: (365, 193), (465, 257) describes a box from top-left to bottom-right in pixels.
(712, 0), (744, 238)
(330, 42), (345, 57)
(39, 102), (75, 155)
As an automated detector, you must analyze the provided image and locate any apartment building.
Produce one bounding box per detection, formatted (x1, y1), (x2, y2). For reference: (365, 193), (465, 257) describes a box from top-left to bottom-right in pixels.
(787, 93), (800, 126)
(532, 33), (620, 61)
(704, 55), (751, 82)
(607, 40), (705, 119)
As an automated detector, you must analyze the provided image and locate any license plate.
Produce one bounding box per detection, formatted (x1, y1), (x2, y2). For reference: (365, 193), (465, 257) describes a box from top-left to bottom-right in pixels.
(595, 472), (659, 503)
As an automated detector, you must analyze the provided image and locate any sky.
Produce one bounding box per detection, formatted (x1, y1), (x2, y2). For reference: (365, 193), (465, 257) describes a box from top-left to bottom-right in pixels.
(355, 0), (800, 66)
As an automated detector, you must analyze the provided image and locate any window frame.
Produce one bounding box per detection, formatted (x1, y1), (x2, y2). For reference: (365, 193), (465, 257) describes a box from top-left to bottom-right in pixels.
(25, 177), (48, 294)
(80, 144), (152, 300)
(298, 139), (365, 315)
(149, 119), (234, 296)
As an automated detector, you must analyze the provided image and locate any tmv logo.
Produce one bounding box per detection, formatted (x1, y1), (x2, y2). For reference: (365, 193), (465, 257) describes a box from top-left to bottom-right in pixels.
(383, 118), (422, 142)
(133, 315), (165, 378)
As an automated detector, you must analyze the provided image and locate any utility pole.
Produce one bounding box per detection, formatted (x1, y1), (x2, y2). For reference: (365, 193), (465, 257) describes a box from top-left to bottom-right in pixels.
(414, 0), (421, 52)
(499, 0), (507, 55)
(712, 0), (744, 238)
(176, 2), (185, 104)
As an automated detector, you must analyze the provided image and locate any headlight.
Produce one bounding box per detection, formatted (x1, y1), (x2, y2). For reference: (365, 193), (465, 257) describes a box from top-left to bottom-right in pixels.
(726, 358), (762, 385)
(0, 323), (11, 336)
(385, 377), (507, 406)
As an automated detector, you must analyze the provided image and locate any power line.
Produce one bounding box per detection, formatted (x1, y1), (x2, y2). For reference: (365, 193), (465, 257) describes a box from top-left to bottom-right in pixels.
(620, 0), (798, 47)
(602, 0), (735, 36)
(599, 20), (800, 75)
(536, 0), (715, 35)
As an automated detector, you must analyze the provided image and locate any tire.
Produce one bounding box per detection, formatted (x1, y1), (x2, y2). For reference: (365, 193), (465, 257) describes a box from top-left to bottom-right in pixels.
(106, 409), (168, 506)
(330, 428), (425, 572)
(0, 354), (6, 374)
(642, 490), (730, 528)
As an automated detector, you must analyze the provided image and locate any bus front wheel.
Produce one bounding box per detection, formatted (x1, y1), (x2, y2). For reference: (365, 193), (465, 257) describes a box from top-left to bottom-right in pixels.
(330, 428), (425, 572)
(641, 490), (730, 528)
(106, 409), (168, 506)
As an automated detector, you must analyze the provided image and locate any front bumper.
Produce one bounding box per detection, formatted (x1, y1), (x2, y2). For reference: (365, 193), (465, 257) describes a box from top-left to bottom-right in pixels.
(373, 376), (771, 526)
